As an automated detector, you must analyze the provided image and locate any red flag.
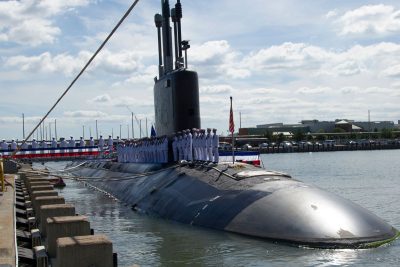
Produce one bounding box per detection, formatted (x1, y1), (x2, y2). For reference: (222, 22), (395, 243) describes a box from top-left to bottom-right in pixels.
(229, 96), (235, 133)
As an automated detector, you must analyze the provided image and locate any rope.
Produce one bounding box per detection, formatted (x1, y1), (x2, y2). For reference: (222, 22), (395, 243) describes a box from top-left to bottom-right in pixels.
(11, 0), (141, 158)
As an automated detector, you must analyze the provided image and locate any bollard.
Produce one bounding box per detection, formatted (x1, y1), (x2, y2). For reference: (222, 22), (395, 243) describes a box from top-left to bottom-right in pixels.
(30, 185), (53, 194)
(46, 215), (91, 258)
(39, 204), (76, 236)
(33, 196), (65, 219)
(53, 235), (113, 267)
(32, 190), (58, 200)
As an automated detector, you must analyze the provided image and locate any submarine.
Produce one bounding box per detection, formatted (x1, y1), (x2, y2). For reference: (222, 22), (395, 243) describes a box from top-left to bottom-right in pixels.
(68, 0), (399, 248)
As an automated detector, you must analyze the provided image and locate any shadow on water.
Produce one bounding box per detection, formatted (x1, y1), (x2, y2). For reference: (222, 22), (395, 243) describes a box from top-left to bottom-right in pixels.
(39, 152), (400, 267)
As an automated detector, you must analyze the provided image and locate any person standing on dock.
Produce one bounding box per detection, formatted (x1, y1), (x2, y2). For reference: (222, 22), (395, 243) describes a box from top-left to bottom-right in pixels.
(69, 136), (75, 153)
(98, 135), (104, 151)
(212, 128), (219, 163)
(79, 137), (85, 152)
(107, 135), (113, 152)
(31, 139), (38, 154)
(21, 140), (28, 154)
(206, 128), (213, 162)
(172, 134), (178, 161)
(187, 129), (193, 162)
(51, 137), (57, 148)
(10, 139), (17, 151)
(89, 137), (95, 152)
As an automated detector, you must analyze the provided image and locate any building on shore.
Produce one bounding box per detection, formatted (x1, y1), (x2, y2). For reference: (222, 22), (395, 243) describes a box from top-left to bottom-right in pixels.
(239, 119), (397, 136)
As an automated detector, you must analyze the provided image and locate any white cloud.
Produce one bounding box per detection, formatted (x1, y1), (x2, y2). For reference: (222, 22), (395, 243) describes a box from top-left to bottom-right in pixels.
(64, 110), (108, 118)
(332, 4), (400, 36)
(0, 0), (91, 46)
(200, 85), (233, 94)
(190, 40), (231, 63)
(4, 49), (142, 76)
(296, 86), (331, 94)
(381, 64), (400, 78)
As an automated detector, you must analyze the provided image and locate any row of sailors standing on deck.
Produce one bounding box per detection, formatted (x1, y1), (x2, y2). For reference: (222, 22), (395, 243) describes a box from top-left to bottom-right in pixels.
(172, 128), (219, 163)
(117, 136), (169, 163)
(0, 135), (120, 152)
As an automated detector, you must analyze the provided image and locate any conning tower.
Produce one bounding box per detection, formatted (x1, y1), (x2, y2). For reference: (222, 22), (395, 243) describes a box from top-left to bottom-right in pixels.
(153, 0), (200, 136)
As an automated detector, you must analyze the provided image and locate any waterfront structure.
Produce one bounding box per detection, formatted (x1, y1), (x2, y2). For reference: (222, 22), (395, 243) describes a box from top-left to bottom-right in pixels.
(239, 119), (397, 136)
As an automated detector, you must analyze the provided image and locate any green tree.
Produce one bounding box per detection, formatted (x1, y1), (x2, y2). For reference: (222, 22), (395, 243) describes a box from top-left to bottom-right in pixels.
(277, 133), (285, 143)
(333, 127), (346, 133)
(381, 128), (393, 139)
(293, 130), (305, 141)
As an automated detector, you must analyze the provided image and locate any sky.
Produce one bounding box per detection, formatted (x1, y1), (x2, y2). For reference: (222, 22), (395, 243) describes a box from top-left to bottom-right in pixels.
(1, 0), (400, 140)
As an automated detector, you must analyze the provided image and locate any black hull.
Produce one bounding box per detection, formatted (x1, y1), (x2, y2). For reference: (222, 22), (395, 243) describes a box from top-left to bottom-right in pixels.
(69, 161), (399, 248)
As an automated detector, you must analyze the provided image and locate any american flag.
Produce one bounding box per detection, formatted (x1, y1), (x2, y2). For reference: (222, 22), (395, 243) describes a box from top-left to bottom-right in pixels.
(229, 96), (235, 133)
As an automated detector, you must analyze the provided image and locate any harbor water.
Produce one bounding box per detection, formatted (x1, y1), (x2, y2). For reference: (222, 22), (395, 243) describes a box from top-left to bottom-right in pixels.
(43, 150), (400, 266)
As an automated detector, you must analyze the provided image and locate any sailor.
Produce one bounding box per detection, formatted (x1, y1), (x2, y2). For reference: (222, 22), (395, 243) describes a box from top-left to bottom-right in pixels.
(79, 137), (85, 152)
(68, 136), (75, 153)
(186, 129), (193, 161)
(162, 135), (169, 163)
(172, 133), (178, 161)
(60, 138), (67, 154)
(51, 137), (57, 148)
(212, 128), (219, 163)
(200, 130), (206, 161)
(107, 135), (113, 152)
(116, 136), (121, 145)
(177, 132), (184, 160)
(31, 139), (38, 154)
(21, 140), (28, 154)
(89, 137), (95, 152)
(192, 129), (198, 161)
(98, 135), (105, 151)
(10, 139), (17, 150)
(41, 139), (47, 148)
(182, 130), (188, 160)
(206, 128), (212, 162)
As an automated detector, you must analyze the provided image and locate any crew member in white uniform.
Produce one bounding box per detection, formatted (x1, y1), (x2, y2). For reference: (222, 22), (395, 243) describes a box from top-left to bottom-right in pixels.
(107, 135), (113, 152)
(172, 134), (178, 161)
(10, 139), (17, 150)
(79, 137), (85, 152)
(186, 129), (193, 161)
(206, 128), (213, 162)
(89, 137), (95, 152)
(68, 136), (75, 152)
(51, 138), (57, 148)
(212, 128), (219, 163)
(98, 135), (105, 151)
(21, 140), (28, 154)
(31, 139), (38, 154)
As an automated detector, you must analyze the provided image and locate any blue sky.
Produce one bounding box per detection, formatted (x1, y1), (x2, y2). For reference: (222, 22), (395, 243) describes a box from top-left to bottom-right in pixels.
(1, 0), (400, 140)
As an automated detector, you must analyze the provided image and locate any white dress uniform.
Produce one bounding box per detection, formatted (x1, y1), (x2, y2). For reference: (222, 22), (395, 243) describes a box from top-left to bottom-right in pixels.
(212, 130), (219, 163)
(98, 136), (105, 151)
(31, 139), (38, 154)
(21, 141), (28, 154)
(10, 140), (17, 150)
(107, 136), (113, 152)
(172, 136), (178, 161)
(89, 137), (95, 152)
(79, 137), (85, 152)
(206, 131), (213, 161)
(192, 132), (198, 160)
(162, 137), (168, 163)
(69, 137), (75, 152)
(178, 136), (184, 160)
(187, 131), (193, 161)
(51, 138), (57, 148)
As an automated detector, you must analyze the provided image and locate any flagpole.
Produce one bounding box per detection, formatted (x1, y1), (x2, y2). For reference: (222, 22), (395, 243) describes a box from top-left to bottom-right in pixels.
(230, 96), (235, 164)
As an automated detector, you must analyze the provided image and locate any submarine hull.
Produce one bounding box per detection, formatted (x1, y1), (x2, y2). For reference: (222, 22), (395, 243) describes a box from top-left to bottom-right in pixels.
(69, 161), (399, 248)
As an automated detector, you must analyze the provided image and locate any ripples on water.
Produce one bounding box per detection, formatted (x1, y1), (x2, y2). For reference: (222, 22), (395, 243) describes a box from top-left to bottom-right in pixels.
(43, 150), (400, 267)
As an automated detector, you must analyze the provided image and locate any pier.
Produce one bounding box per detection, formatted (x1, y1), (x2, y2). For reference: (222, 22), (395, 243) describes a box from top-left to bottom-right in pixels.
(0, 161), (117, 267)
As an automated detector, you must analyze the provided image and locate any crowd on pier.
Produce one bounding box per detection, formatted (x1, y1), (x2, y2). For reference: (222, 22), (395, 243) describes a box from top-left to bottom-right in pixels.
(116, 128), (219, 164)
